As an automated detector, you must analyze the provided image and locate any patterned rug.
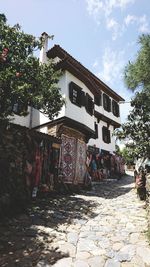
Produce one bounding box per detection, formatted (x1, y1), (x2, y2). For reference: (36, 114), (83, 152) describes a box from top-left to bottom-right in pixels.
(60, 135), (76, 183)
(75, 140), (86, 184)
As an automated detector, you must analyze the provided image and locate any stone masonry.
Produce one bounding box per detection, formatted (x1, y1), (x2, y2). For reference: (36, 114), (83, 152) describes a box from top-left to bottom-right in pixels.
(37, 172), (150, 267)
(0, 172), (150, 267)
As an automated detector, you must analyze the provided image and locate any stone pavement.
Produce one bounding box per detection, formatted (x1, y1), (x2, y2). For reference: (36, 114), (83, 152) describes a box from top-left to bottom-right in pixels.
(0, 172), (150, 267)
(38, 173), (150, 267)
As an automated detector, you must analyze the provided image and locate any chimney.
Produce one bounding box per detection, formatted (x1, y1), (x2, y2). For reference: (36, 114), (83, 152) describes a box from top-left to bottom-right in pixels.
(39, 32), (49, 64)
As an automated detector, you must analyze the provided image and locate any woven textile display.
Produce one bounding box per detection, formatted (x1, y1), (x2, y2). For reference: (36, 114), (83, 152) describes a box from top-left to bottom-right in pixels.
(75, 139), (86, 184)
(61, 135), (76, 183)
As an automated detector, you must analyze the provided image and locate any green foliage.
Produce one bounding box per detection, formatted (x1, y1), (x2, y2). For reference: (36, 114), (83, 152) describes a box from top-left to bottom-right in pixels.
(124, 34), (150, 91)
(115, 145), (135, 164)
(121, 147), (135, 164)
(115, 144), (121, 155)
(116, 34), (150, 159)
(0, 14), (64, 120)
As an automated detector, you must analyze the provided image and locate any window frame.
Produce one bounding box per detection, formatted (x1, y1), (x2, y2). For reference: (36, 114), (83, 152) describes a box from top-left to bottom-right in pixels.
(95, 122), (98, 139)
(102, 126), (111, 144)
(69, 81), (84, 108)
(85, 93), (94, 116)
(112, 100), (120, 117)
(11, 102), (28, 115)
(103, 93), (111, 112)
(94, 94), (101, 106)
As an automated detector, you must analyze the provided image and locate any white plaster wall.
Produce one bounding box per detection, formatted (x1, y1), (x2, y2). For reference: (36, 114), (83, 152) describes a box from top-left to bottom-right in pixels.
(23, 74), (67, 128)
(36, 126), (48, 134)
(31, 108), (49, 128)
(10, 107), (30, 128)
(88, 120), (116, 153)
(11, 73), (66, 129)
(31, 70), (95, 131)
(11, 68), (121, 149)
(65, 71), (95, 131)
(94, 92), (121, 125)
(11, 107), (50, 129)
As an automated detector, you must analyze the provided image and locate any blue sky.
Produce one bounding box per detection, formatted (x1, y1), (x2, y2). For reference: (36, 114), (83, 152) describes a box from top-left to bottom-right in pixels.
(1, 0), (150, 122)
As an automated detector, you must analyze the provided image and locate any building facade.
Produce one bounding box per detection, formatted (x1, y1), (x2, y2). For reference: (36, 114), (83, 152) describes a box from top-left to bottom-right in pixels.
(13, 41), (124, 184)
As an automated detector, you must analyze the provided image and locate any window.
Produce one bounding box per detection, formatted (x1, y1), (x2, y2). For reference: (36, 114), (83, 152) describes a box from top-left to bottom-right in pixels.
(102, 126), (111, 143)
(85, 93), (94, 116)
(95, 122), (98, 139)
(12, 102), (28, 115)
(94, 94), (101, 106)
(69, 82), (85, 107)
(103, 94), (111, 112)
(112, 100), (120, 117)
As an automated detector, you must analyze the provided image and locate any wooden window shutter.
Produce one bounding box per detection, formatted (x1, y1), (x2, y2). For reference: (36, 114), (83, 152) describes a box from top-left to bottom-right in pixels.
(107, 129), (111, 143)
(103, 94), (111, 112)
(112, 100), (119, 117)
(116, 102), (119, 117)
(69, 82), (73, 102)
(80, 90), (85, 106)
(102, 126), (111, 143)
(69, 82), (84, 107)
(108, 98), (111, 112)
(94, 94), (101, 106)
(103, 94), (107, 110)
(12, 101), (28, 114)
(85, 93), (94, 116)
(95, 122), (98, 139)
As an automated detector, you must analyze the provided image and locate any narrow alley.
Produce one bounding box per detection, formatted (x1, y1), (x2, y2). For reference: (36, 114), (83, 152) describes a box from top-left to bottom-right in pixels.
(0, 173), (150, 267)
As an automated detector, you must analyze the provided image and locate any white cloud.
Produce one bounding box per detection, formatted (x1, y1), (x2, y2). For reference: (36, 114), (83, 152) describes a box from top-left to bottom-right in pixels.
(86, 1), (150, 40)
(127, 40), (136, 47)
(107, 18), (118, 29)
(106, 17), (121, 40)
(96, 48), (125, 85)
(86, 0), (103, 20)
(93, 59), (99, 68)
(86, 0), (135, 18)
(124, 14), (150, 33)
(124, 14), (137, 25)
(104, 0), (135, 17)
(138, 15), (149, 33)
(85, 0), (135, 39)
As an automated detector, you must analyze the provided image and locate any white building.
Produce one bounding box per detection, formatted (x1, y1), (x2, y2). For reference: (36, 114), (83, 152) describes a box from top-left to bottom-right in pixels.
(13, 39), (124, 184)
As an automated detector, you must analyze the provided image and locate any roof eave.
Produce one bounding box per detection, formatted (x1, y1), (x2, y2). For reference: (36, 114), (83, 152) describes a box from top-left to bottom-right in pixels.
(47, 45), (125, 102)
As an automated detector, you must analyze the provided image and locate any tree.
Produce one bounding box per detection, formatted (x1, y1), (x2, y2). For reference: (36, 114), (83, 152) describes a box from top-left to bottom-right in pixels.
(0, 14), (64, 120)
(116, 34), (150, 159)
(124, 34), (150, 91)
(115, 144), (134, 164)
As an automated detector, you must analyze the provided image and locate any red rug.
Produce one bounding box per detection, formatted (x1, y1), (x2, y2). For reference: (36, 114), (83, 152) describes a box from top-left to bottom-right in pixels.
(60, 134), (76, 183)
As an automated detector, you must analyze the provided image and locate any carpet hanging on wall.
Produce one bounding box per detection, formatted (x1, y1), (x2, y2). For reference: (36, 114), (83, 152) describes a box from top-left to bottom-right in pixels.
(61, 134), (76, 183)
(75, 139), (86, 184)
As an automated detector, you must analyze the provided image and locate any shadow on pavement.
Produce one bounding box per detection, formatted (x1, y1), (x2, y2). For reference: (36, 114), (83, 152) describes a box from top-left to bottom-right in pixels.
(83, 173), (134, 199)
(0, 195), (98, 266)
(0, 173), (134, 266)
(0, 215), (69, 267)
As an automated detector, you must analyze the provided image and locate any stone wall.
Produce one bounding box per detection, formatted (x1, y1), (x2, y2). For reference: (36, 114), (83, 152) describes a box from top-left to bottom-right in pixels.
(0, 122), (61, 218)
(48, 125), (57, 136)
(0, 123), (30, 217)
(48, 124), (86, 142)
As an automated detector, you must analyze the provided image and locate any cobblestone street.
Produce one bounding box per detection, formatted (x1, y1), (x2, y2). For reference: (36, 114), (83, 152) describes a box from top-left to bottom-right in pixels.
(0, 172), (150, 267)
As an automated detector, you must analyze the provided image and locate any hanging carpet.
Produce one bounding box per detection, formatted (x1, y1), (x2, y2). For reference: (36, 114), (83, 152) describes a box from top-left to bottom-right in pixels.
(61, 134), (76, 183)
(75, 140), (86, 184)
